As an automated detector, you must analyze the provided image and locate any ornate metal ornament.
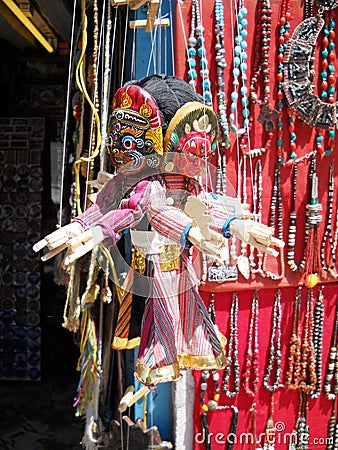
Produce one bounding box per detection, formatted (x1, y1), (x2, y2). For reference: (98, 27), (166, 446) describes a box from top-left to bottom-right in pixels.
(283, 12), (338, 129)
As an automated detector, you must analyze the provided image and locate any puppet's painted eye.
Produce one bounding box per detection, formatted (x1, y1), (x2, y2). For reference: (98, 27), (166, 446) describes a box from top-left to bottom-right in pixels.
(122, 135), (136, 150)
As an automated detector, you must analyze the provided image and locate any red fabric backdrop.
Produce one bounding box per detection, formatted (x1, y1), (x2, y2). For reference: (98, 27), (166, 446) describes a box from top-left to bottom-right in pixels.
(174, 1), (338, 448)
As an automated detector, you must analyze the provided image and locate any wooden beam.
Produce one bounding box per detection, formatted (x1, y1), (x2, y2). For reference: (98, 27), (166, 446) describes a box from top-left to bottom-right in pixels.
(145, 0), (159, 32)
(129, 18), (170, 29)
(129, 0), (148, 10)
(112, 0), (169, 32)
(111, 0), (129, 5)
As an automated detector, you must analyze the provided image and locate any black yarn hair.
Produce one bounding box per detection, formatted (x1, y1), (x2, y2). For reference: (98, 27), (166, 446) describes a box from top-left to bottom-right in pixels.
(125, 74), (204, 135)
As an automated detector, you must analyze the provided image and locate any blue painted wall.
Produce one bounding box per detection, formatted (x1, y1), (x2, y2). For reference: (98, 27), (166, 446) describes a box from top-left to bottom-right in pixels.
(124, 348), (173, 442)
(124, 0), (175, 81)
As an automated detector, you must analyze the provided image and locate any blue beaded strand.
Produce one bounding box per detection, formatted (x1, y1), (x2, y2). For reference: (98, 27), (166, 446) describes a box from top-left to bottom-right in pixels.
(229, 5), (250, 135)
(214, 0), (230, 148)
(187, 0), (213, 107)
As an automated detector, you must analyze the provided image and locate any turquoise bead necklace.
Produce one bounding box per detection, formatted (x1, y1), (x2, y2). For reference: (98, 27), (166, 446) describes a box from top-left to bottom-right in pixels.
(228, 0), (250, 137)
(187, 0), (198, 89)
(187, 0), (212, 107)
(316, 9), (336, 157)
(214, 0), (230, 148)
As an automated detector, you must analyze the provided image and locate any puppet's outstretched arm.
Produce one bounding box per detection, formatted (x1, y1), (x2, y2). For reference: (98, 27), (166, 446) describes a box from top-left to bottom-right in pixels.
(185, 196), (284, 258)
(34, 180), (152, 264)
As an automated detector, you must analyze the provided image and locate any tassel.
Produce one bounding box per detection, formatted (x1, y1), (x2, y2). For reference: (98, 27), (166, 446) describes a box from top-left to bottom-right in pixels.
(81, 251), (101, 307)
(100, 259), (112, 304)
(63, 261), (81, 332)
(74, 308), (102, 418)
(302, 227), (321, 288)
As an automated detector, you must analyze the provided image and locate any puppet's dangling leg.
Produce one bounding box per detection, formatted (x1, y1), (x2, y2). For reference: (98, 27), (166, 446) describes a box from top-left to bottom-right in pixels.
(175, 254), (226, 369)
(135, 259), (181, 385)
(135, 256), (226, 386)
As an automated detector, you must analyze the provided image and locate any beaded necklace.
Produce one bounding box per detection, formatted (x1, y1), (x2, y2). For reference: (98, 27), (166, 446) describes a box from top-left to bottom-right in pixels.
(325, 9), (336, 157)
(263, 289), (282, 392)
(288, 394), (310, 450)
(250, 159), (264, 276)
(310, 286), (324, 399)
(299, 288), (317, 395)
(236, 157), (251, 279)
(275, 0), (294, 165)
(333, 206), (338, 274)
(243, 404), (257, 450)
(200, 369), (221, 450)
(222, 292), (240, 397)
(187, 0), (198, 89)
(326, 401), (338, 450)
(214, 0), (230, 149)
(303, 0), (313, 20)
(187, 0), (212, 106)
(301, 155), (322, 288)
(285, 287), (302, 390)
(261, 290), (282, 450)
(200, 294), (221, 449)
(316, 9), (336, 158)
(285, 287), (317, 394)
(262, 416), (276, 450)
(287, 162), (306, 273)
(262, 163), (285, 280)
(242, 0), (275, 158)
(215, 405), (239, 450)
(324, 299), (338, 401)
(320, 161), (337, 276)
(200, 369), (221, 413)
(228, 0), (249, 137)
(242, 290), (260, 398)
(216, 152), (227, 196)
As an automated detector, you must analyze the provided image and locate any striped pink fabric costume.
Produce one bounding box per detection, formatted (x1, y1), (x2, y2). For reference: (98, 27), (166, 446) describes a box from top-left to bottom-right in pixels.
(73, 174), (230, 384)
(71, 76), (234, 384)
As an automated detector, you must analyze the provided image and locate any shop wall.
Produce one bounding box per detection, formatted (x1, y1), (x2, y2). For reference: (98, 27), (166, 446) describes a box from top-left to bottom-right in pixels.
(175, 1), (338, 448)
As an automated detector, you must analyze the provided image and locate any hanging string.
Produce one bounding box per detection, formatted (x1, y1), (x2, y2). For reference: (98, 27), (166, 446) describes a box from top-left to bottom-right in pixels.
(74, 0), (102, 214)
(59, 0), (78, 227)
(107, 5), (118, 98)
(158, 0), (163, 73)
(83, 0), (102, 212)
(164, 15), (168, 75)
(120, 3), (130, 87)
(177, 0), (195, 92)
(168, 0), (175, 75)
(131, 22), (137, 79)
(100, 0), (111, 172)
(146, 15), (159, 75)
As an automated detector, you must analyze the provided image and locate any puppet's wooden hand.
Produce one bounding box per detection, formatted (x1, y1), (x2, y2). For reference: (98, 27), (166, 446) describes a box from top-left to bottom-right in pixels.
(187, 226), (227, 265)
(62, 226), (105, 267)
(229, 219), (284, 257)
(33, 222), (84, 260)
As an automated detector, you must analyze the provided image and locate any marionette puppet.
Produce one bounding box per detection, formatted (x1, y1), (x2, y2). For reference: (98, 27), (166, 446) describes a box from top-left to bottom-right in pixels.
(34, 75), (283, 386)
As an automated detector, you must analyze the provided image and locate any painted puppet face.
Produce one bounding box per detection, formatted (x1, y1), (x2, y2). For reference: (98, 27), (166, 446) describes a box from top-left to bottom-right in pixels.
(164, 102), (218, 177)
(107, 85), (163, 171)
